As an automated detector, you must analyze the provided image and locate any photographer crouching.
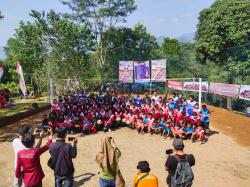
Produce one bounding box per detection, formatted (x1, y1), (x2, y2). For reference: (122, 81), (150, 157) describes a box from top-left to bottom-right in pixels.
(165, 138), (195, 187)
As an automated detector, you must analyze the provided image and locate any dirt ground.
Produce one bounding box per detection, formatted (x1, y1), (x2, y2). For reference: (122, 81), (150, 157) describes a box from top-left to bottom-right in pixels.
(0, 106), (250, 187)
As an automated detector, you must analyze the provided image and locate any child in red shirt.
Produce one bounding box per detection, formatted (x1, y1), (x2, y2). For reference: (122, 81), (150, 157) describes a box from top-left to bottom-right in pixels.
(192, 126), (206, 144)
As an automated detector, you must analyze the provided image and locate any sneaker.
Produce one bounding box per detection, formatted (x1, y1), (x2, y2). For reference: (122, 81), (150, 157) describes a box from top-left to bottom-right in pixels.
(108, 129), (112, 132)
(201, 140), (206, 144)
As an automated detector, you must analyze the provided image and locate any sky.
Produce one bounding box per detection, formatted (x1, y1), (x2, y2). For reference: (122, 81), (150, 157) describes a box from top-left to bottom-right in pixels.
(0, 0), (215, 47)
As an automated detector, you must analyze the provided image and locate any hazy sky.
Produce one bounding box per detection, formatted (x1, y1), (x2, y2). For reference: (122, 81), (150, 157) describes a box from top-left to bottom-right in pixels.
(0, 0), (215, 46)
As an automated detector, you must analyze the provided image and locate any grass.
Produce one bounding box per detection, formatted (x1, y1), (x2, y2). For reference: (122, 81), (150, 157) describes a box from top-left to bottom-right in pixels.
(0, 97), (50, 117)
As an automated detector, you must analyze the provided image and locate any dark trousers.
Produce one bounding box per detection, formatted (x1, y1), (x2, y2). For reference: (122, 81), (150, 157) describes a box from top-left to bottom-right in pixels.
(55, 175), (73, 187)
(26, 182), (42, 187)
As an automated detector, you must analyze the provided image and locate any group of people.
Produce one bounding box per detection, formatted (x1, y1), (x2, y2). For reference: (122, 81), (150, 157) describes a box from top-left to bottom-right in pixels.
(13, 91), (204, 187)
(13, 126), (195, 187)
(43, 91), (210, 144)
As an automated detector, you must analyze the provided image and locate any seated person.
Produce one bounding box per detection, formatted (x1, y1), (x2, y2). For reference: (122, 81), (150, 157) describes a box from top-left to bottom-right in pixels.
(133, 161), (158, 187)
(184, 123), (194, 139)
(191, 125), (206, 144)
(162, 122), (172, 138)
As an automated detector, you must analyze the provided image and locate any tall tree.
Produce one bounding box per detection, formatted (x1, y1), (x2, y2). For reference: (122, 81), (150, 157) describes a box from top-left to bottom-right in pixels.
(195, 0), (250, 82)
(101, 24), (158, 79)
(61, 0), (137, 68)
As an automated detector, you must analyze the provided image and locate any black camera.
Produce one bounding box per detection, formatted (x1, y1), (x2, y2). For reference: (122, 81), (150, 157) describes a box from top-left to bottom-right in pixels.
(166, 149), (173, 155)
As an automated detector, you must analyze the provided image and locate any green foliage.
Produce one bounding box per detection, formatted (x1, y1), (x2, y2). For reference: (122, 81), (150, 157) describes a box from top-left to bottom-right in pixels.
(5, 21), (46, 75)
(101, 24), (159, 79)
(162, 38), (181, 57)
(62, 0), (137, 67)
(195, 0), (250, 81)
(0, 82), (19, 95)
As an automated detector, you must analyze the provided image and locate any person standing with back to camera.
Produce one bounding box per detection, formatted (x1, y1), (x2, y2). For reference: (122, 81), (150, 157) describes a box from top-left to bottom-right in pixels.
(96, 136), (124, 187)
(165, 138), (195, 187)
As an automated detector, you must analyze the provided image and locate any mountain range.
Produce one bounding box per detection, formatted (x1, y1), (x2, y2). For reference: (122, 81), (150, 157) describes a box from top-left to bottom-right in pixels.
(157, 32), (195, 45)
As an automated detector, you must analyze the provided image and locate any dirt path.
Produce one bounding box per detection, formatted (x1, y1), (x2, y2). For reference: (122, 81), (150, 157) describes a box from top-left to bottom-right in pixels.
(209, 105), (250, 150)
(0, 109), (50, 143)
(0, 127), (250, 187)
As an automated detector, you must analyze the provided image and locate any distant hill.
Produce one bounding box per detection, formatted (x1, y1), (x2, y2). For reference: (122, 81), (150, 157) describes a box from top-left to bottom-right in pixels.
(157, 32), (195, 46)
(177, 32), (195, 43)
(0, 46), (6, 60)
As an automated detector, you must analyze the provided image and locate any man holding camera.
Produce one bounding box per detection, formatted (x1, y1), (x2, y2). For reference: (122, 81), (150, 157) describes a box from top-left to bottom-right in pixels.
(165, 138), (195, 187)
(49, 128), (77, 187)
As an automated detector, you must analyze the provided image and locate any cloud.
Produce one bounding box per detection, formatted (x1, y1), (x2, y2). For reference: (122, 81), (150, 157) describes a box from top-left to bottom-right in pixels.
(156, 18), (165, 23)
(170, 17), (179, 23)
(180, 12), (192, 18)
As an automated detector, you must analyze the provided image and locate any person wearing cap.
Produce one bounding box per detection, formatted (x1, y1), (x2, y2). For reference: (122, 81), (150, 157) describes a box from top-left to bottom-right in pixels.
(165, 138), (195, 187)
(133, 161), (158, 187)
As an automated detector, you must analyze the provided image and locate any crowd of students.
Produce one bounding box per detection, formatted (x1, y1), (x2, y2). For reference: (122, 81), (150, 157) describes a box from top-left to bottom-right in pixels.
(42, 91), (210, 144)
(12, 91), (204, 187)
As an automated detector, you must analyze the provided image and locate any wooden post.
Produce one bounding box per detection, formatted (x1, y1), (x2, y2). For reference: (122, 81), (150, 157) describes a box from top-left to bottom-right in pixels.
(227, 97), (232, 111)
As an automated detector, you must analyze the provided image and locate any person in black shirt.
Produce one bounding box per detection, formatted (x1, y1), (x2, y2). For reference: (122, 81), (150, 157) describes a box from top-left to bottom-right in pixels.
(165, 138), (195, 187)
(49, 128), (77, 187)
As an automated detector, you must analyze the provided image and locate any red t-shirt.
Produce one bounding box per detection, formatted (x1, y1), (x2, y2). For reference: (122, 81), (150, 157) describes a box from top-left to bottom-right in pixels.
(15, 138), (52, 186)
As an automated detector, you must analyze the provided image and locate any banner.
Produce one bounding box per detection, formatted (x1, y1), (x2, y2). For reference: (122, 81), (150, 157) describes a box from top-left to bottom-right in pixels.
(0, 64), (3, 79)
(16, 63), (27, 96)
(239, 85), (250, 100)
(119, 61), (133, 83)
(134, 61), (150, 82)
(209, 82), (240, 98)
(183, 82), (209, 92)
(168, 80), (183, 90)
(151, 59), (166, 82)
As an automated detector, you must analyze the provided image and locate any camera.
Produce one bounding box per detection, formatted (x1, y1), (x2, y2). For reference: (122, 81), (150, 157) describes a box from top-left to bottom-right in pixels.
(166, 149), (173, 155)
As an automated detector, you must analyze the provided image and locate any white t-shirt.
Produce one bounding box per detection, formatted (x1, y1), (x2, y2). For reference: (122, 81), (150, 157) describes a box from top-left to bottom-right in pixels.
(13, 138), (26, 169)
(152, 95), (159, 103)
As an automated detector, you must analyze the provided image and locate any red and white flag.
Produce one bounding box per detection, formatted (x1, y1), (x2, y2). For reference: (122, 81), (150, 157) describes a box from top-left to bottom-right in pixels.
(16, 62), (27, 96)
(0, 64), (3, 79)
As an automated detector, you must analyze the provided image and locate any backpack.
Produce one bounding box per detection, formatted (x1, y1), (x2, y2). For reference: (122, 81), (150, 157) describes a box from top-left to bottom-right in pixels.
(171, 155), (194, 187)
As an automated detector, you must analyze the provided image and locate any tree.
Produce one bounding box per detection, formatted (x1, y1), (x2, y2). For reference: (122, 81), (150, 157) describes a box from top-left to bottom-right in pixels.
(5, 20), (46, 75)
(195, 0), (250, 82)
(62, 0), (137, 67)
(5, 10), (96, 95)
(0, 11), (3, 19)
(162, 38), (181, 57)
(101, 24), (158, 79)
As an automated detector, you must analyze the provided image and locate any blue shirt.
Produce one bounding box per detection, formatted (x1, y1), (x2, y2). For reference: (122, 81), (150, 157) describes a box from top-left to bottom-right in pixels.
(186, 101), (196, 116)
(164, 126), (171, 132)
(159, 121), (165, 127)
(200, 109), (210, 123)
(134, 97), (143, 105)
(143, 117), (149, 124)
(185, 127), (194, 133)
(168, 103), (175, 110)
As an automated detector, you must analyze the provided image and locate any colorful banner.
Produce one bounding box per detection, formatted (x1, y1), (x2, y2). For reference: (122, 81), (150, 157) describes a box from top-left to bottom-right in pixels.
(209, 82), (240, 98)
(168, 80), (183, 90)
(16, 63), (27, 96)
(239, 85), (250, 100)
(151, 59), (166, 82)
(183, 82), (209, 92)
(119, 61), (134, 83)
(134, 61), (150, 82)
(0, 64), (3, 79)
